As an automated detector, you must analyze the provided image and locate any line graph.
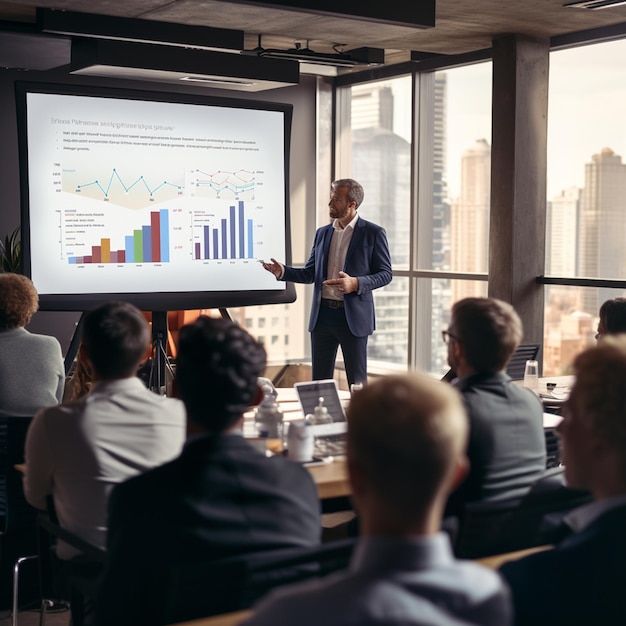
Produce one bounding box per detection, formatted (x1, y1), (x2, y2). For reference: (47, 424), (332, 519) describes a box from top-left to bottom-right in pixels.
(189, 168), (258, 199)
(62, 167), (185, 210)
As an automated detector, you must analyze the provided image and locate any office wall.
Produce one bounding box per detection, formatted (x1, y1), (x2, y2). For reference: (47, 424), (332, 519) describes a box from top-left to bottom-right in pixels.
(0, 68), (320, 354)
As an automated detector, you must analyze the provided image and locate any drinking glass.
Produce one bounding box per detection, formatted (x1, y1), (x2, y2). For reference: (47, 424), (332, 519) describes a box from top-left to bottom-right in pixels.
(523, 360), (539, 395)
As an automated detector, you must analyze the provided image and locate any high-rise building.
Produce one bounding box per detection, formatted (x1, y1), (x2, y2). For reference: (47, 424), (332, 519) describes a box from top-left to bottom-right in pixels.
(429, 75), (451, 373)
(579, 147), (626, 312)
(450, 139), (491, 303)
(547, 186), (580, 277)
(351, 76), (449, 372)
(352, 125), (411, 365)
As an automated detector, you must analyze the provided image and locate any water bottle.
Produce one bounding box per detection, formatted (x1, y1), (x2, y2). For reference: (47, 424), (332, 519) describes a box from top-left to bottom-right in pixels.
(306, 397), (332, 457)
(254, 378), (283, 439)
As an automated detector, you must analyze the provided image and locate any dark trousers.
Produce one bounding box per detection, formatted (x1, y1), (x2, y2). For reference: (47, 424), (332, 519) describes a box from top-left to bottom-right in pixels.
(311, 305), (368, 388)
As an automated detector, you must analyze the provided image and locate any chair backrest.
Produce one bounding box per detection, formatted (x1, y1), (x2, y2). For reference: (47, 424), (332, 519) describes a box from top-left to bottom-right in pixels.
(544, 428), (561, 469)
(440, 343), (542, 383)
(454, 467), (592, 559)
(0, 416), (36, 534)
(454, 496), (523, 559)
(162, 538), (356, 625)
(506, 343), (541, 380)
(37, 511), (107, 607)
(0, 416), (41, 607)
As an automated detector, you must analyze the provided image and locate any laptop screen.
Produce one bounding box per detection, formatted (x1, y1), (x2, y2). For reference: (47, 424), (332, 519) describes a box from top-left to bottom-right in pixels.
(294, 379), (347, 422)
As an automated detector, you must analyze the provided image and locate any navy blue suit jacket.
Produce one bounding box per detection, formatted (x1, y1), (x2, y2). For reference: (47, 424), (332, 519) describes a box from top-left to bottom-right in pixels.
(500, 503), (626, 625)
(282, 217), (392, 337)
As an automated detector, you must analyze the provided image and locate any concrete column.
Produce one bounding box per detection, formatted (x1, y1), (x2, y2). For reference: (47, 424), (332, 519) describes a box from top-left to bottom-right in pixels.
(489, 35), (549, 347)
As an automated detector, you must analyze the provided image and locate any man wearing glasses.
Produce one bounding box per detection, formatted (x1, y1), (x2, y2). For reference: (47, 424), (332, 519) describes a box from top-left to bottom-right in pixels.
(442, 297), (546, 517)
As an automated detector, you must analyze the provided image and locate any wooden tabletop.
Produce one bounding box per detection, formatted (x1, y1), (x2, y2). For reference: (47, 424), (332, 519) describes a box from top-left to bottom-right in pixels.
(474, 544), (552, 569)
(16, 458), (350, 500)
(306, 457), (350, 500)
(170, 609), (250, 626)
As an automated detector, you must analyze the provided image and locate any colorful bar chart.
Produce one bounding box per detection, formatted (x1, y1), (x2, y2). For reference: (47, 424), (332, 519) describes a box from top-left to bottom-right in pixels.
(193, 200), (254, 261)
(68, 209), (170, 264)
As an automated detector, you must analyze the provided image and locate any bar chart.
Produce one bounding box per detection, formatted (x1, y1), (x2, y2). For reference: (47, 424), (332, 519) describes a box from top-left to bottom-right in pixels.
(67, 209), (170, 264)
(192, 201), (254, 261)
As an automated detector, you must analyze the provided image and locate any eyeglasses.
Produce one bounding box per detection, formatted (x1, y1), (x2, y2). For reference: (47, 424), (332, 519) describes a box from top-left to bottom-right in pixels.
(441, 329), (458, 345)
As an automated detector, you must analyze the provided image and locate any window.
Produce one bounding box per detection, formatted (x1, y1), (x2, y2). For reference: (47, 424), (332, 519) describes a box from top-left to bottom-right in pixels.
(343, 63), (492, 373)
(545, 39), (626, 373)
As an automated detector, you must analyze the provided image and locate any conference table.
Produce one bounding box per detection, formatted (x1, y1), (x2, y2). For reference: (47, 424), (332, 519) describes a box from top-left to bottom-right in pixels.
(242, 386), (351, 500)
(246, 380), (571, 502)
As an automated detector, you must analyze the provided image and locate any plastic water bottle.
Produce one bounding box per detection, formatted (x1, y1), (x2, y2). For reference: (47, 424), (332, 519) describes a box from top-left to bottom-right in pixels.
(307, 397), (332, 457)
(254, 380), (283, 439)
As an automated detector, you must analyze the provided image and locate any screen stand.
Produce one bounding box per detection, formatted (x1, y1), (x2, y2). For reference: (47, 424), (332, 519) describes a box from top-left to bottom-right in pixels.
(149, 310), (174, 395)
(64, 312), (85, 376)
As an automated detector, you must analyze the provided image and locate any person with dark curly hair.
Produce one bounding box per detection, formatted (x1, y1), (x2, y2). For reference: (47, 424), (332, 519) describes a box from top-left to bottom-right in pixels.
(97, 316), (321, 626)
(0, 272), (64, 416)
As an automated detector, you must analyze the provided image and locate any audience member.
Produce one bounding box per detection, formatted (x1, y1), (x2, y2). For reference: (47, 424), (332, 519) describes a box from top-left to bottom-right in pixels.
(0, 272), (64, 416)
(243, 373), (512, 626)
(24, 301), (186, 625)
(595, 296), (626, 340)
(63, 343), (94, 401)
(443, 297), (546, 517)
(500, 336), (626, 625)
(97, 317), (321, 626)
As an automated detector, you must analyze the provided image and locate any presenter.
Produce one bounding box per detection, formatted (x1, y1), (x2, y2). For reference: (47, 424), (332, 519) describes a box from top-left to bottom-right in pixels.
(262, 178), (392, 387)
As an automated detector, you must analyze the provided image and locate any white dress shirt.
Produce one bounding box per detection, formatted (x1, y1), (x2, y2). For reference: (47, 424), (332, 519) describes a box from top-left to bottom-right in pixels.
(24, 377), (186, 559)
(321, 213), (359, 301)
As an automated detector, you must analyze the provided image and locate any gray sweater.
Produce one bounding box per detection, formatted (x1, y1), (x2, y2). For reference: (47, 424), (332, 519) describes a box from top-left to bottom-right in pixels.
(0, 327), (65, 417)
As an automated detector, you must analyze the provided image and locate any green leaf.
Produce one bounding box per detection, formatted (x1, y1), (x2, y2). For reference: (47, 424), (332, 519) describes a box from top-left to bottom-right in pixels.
(0, 225), (21, 273)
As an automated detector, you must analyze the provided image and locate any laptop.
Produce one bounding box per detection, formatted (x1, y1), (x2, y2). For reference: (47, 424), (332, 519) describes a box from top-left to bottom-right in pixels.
(294, 379), (347, 456)
(293, 379), (347, 422)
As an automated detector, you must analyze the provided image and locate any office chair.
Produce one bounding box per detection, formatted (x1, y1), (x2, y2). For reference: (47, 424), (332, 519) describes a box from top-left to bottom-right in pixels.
(11, 501), (107, 626)
(161, 538), (357, 625)
(440, 343), (541, 383)
(544, 428), (561, 469)
(0, 416), (41, 614)
(453, 467), (591, 559)
(506, 343), (541, 380)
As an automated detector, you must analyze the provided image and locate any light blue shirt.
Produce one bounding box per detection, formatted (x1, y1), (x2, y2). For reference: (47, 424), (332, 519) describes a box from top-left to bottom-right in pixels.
(243, 533), (512, 625)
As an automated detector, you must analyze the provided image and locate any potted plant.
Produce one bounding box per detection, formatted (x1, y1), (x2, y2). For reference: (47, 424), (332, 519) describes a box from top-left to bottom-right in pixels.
(0, 225), (21, 273)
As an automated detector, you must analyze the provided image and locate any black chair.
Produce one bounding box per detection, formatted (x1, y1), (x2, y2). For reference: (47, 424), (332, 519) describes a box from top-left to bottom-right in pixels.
(0, 416), (40, 611)
(440, 343), (541, 384)
(454, 467), (591, 559)
(505, 343), (541, 380)
(544, 427), (561, 469)
(161, 538), (356, 625)
(36, 509), (107, 626)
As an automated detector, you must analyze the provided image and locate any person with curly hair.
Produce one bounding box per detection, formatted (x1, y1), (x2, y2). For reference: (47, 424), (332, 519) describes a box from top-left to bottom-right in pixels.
(0, 272), (65, 416)
(97, 317), (321, 626)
